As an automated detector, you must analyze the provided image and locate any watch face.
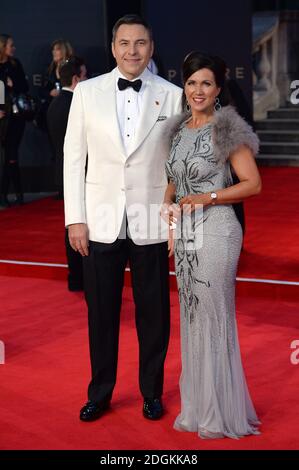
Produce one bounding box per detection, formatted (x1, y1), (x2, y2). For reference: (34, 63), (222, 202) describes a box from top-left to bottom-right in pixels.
(211, 192), (217, 199)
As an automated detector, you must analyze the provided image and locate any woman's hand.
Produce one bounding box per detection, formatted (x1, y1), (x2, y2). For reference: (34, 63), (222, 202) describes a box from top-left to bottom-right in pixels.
(0, 110), (6, 119)
(50, 88), (60, 98)
(168, 227), (175, 258)
(179, 193), (211, 213)
(160, 201), (181, 226)
(7, 77), (13, 88)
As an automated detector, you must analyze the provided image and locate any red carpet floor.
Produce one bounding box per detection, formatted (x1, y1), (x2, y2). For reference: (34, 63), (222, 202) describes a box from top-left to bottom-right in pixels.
(0, 275), (298, 450)
(0, 167), (299, 283)
(0, 166), (299, 450)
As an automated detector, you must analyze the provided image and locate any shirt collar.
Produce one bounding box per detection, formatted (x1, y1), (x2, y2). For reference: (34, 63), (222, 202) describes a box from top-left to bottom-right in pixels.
(61, 87), (74, 93)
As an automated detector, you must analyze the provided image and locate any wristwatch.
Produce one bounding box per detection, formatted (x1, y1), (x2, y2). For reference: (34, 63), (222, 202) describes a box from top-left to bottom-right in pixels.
(210, 192), (218, 205)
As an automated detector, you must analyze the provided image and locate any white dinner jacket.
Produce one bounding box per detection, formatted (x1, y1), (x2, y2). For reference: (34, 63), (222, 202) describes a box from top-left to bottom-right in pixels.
(63, 67), (182, 245)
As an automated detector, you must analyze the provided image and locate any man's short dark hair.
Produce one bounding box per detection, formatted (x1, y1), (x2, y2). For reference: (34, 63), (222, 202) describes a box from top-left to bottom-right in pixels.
(112, 14), (153, 42)
(60, 56), (85, 87)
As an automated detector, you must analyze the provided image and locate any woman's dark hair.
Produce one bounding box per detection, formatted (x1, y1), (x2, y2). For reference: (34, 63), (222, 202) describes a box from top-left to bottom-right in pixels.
(0, 34), (16, 66)
(112, 14), (153, 42)
(181, 51), (230, 112)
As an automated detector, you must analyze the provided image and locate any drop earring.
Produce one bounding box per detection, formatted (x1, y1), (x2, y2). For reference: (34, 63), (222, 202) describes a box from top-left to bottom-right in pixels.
(214, 97), (221, 111)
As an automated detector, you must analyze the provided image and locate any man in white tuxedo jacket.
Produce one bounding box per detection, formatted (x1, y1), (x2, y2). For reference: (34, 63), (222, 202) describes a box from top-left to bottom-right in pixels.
(64, 14), (182, 422)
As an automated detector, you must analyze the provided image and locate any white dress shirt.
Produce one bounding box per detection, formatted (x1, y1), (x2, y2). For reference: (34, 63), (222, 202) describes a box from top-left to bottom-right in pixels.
(115, 67), (151, 155)
(61, 86), (74, 93)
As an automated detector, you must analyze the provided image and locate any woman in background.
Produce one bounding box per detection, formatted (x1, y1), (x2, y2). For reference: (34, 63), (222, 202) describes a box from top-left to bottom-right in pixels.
(44, 39), (73, 99)
(0, 33), (28, 206)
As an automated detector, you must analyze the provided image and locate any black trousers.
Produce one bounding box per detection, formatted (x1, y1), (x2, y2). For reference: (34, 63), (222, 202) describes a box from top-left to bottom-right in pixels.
(1, 116), (26, 197)
(83, 237), (170, 404)
(65, 229), (83, 289)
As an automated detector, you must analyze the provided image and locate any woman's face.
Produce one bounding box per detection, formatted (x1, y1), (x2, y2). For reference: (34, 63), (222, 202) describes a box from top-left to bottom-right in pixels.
(52, 44), (63, 63)
(5, 38), (16, 57)
(184, 68), (220, 114)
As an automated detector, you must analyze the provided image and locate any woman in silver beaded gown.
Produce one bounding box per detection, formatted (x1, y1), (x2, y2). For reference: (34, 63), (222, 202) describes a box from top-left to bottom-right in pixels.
(162, 52), (262, 439)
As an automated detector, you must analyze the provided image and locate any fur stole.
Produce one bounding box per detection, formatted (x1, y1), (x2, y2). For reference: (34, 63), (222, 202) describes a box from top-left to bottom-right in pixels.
(163, 105), (259, 163)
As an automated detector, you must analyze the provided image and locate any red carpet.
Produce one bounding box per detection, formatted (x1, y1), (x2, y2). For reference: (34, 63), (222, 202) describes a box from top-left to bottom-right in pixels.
(238, 167), (299, 283)
(0, 166), (298, 450)
(0, 167), (298, 284)
(0, 275), (298, 450)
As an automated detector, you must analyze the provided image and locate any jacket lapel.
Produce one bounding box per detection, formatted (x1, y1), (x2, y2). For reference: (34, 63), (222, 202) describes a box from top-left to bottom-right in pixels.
(93, 69), (126, 159)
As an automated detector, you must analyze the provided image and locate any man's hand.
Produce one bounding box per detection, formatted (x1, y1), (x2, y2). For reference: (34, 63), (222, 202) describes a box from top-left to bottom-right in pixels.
(68, 223), (89, 257)
(50, 89), (60, 98)
(0, 110), (5, 119)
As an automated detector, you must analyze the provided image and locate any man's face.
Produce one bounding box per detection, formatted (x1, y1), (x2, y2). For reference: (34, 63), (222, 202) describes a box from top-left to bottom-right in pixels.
(112, 24), (154, 80)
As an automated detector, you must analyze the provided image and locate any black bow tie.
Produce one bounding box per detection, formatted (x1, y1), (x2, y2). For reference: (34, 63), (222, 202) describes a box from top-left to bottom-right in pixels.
(118, 77), (142, 92)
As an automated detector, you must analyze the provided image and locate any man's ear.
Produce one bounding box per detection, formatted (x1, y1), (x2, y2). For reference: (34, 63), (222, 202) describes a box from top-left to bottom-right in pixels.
(72, 75), (79, 88)
(111, 42), (116, 59)
(150, 41), (154, 58)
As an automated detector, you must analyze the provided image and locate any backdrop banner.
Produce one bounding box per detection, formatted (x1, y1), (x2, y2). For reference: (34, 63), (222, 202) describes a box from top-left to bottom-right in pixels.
(143, 0), (253, 120)
(1, 0), (253, 191)
(1, 0), (109, 191)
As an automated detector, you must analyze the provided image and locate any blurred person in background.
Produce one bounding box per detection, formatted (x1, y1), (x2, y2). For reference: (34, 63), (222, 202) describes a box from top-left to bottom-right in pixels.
(47, 56), (87, 199)
(44, 39), (74, 100)
(47, 57), (87, 292)
(0, 33), (28, 207)
(34, 39), (74, 157)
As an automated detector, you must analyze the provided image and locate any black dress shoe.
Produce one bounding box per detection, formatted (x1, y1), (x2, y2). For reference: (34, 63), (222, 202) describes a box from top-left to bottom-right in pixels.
(143, 398), (164, 420)
(79, 400), (110, 422)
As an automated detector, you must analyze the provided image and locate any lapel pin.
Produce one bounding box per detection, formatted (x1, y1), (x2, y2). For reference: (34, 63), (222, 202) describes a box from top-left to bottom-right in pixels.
(155, 101), (159, 105)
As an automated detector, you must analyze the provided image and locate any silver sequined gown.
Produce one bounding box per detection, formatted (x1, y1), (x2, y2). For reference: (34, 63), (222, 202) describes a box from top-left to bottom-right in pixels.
(166, 122), (260, 439)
